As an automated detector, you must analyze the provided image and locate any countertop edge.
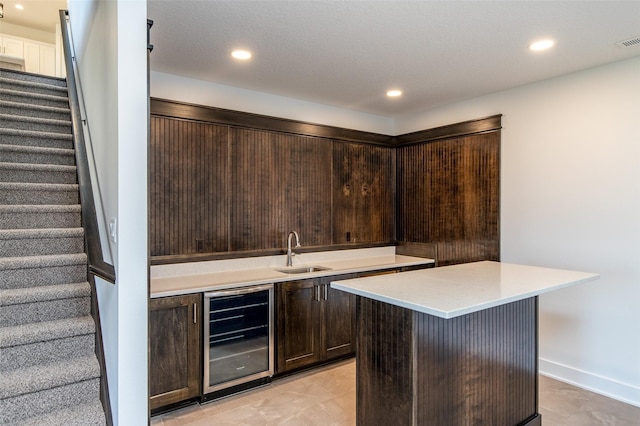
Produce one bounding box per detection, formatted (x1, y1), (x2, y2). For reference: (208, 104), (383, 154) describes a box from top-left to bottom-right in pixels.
(330, 262), (601, 319)
(150, 257), (434, 298)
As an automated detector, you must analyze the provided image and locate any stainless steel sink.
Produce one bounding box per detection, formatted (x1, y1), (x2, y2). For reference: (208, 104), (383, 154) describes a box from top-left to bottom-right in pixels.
(275, 265), (332, 274)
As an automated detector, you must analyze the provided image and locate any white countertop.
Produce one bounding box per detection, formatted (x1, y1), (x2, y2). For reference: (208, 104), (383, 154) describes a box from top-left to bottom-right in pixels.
(330, 261), (600, 319)
(150, 247), (433, 298)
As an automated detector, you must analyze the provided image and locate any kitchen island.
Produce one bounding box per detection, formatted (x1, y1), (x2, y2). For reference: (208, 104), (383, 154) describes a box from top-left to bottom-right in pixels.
(331, 261), (599, 426)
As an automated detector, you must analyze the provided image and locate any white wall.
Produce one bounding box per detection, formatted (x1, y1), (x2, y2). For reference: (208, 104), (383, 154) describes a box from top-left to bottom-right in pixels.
(151, 71), (395, 135)
(68, 0), (149, 424)
(0, 21), (56, 44)
(396, 56), (640, 406)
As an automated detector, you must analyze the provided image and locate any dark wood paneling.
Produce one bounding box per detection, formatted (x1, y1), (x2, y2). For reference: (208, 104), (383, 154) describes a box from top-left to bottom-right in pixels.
(150, 117), (230, 256)
(414, 297), (537, 425)
(333, 142), (394, 244)
(356, 296), (538, 425)
(150, 99), (498, 263)
(230, 128), (333, 251)
(149, 294), (201, 410)
(357, 297), (414, 426)
(394, 114), (502, 146)
(397, 131), (500, 265)
(151, 98), (392, 146)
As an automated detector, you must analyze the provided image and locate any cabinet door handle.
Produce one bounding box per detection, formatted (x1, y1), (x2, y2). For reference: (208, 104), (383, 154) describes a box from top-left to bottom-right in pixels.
(193, 303), (197, 324)
(314, 285), (320, 301)
(323, 284), (329, 300)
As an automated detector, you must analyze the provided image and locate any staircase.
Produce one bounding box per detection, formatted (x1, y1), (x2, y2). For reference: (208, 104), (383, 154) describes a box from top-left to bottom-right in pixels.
(0, 69), (106, 425)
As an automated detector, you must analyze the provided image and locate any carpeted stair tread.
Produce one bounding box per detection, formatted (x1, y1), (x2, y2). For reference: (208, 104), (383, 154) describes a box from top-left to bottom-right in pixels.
(12, 400), (106, 426)
(0, 142), (74, 157)
(0, 77), (69, 97)
(0, 162), (76, 173)
(0, 204), (81, 229)
(0, 379), (101, 425)
(0, 316), (95, 349)
(0, 182), (80, 205)
(0, 282), (90, 307)
(0, 99), (70, 117)
(0, 88), (69, 109)
(0, 227), (83, 240)
(0, 204), (81, 214)
(0, 228), (84, 257)
(0, 113), (72, 134)
(0, 69), (67, 87)
(0, 355), (100, 399)
(0, 252), (87, 271)
(0, 162), (77, 184)
(0, 128), (73, 150)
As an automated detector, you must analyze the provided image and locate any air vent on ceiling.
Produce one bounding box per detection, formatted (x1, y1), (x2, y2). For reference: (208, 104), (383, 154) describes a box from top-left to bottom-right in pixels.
(616, 36), (640, 49)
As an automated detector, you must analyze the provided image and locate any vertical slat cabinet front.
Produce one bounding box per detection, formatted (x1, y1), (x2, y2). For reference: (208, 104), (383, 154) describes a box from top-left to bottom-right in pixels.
(397, 130), (500, 266)
(276, 280), (321, 372)
(149, 116), (230, 257)
(149, 294), (202, 410)
(332, 141), (394, 245)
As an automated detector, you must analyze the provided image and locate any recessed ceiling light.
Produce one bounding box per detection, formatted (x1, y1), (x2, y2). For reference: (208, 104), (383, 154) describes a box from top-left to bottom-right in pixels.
(231, 50), (252, 60)
(529, 39), (555, 51)
(15, 4), (24, 10)
(386, 90), (402, 97)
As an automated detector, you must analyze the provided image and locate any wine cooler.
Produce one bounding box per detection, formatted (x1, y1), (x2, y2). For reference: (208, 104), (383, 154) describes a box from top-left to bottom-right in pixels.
(203, 284), (274, 394)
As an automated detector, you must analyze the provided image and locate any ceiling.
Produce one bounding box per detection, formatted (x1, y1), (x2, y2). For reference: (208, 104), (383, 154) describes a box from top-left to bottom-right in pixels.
(147, 1), (640, 117)
(0, 0), (67, 32)
(4, 1), (639, 118)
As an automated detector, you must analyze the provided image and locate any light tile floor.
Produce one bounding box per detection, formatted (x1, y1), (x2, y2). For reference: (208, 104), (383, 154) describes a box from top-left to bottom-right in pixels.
(151, 359), (640, 426)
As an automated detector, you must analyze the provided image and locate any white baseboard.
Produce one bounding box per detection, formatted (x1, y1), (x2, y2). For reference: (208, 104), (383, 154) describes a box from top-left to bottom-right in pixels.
(539, 358), (640, 408)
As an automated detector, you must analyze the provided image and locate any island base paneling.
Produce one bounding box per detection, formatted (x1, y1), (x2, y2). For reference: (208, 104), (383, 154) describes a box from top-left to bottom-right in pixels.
(356, 296), (539, 426)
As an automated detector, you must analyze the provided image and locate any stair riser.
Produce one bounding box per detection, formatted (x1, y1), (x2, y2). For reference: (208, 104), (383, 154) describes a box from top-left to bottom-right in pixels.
(0, 70), (68, 87)
(0, 211), (81, 229)
(0, 117), (72, 134)
(0, 297), (91, 327)
(0, 264), (86, 290)
(0, 132), (73, 150)
(0, 105), (70, 121)
(0, 167), (77, 184)
(0, 80), (69, 98)
(0, 334), (95, 372)
(0, 236), (84, 257)
(0, 91), (69, 109)
(0, 150), (75, 166)
(0, 188), (79, 205)
(0, 378), (100, 424)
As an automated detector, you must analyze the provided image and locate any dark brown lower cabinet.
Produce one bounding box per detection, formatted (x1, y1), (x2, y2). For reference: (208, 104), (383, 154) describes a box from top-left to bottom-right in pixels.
(149, 294), (201, 411)
(276, 274), (358, 373)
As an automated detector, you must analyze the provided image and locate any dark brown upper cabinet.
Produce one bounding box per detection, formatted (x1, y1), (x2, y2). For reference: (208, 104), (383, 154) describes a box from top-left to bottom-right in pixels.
(229, 128), (333, 251)
(332, 142), (394, 245)
(149, 98), (500, 266)
(397, 132), (500, 266)
(150, 117), (230, 257)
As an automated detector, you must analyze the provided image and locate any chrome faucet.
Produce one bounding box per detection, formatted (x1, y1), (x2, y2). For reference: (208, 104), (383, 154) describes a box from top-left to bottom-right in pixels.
(286, 231), (301, 267)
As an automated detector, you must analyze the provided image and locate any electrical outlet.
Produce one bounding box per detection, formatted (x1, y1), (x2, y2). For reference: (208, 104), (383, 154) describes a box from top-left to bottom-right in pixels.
(109, 218), (117, 244)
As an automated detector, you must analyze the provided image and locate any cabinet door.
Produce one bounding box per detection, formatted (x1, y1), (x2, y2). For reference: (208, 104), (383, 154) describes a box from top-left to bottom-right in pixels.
(23, 42), (40, 74)
(276, 279), (321, 373)
(39, 44), (56, 76)
(149, 294), (201, 410)
(321, 275), (357, 360)
(2, 36), (24, 57)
